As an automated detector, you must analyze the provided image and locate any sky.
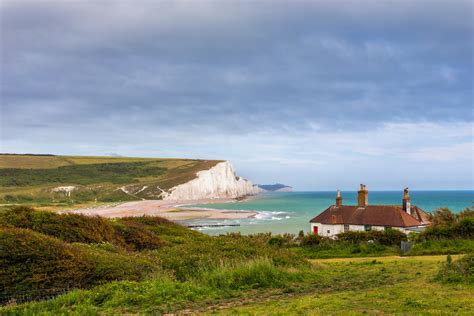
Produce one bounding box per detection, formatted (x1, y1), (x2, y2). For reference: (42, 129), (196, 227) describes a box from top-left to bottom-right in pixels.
(1, 0), (473, 190)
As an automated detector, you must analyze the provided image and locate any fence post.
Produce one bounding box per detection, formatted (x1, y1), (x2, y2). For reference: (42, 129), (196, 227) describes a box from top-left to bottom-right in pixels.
(400, 241), (413, 254)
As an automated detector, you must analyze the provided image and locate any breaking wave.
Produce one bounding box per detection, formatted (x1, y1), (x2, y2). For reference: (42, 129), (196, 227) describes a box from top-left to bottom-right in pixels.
(253, 211), (289, 221)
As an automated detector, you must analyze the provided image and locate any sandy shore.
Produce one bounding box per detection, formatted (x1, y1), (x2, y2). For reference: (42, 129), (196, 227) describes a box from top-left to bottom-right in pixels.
(65, 198), (257, 220)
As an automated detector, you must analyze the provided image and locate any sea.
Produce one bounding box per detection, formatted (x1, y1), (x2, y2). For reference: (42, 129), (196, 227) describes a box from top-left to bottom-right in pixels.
(184, 191), (473, 235)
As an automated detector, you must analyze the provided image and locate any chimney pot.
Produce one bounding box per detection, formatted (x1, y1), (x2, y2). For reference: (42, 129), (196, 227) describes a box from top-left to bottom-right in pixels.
(335, 190), (342, 206)
(403, 187), (411, 215)
(357, 184), (368, 207)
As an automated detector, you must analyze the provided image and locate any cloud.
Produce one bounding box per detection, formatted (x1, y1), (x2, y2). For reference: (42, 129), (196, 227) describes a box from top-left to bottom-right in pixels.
(1, 0), (473, 189)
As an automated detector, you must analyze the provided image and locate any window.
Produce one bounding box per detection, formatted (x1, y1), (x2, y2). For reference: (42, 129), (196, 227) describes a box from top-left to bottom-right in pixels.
(327, 230), (330, 234)
(364, 224), (372, 231)
(344, 224), (350, 232)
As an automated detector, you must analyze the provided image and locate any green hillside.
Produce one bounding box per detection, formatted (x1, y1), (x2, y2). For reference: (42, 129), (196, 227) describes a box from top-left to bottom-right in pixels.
(0, 154), (222, 206)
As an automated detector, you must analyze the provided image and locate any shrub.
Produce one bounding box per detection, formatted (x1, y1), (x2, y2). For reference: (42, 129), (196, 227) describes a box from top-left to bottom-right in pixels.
(336, 229), (406, 246)
(113, 220), (162, 251)
(268, 236), (286, 246)
(0, 227), (93, 297)
(300, 233), (324, 246)
(0, 227), (160, 302)
(421, 216), (474, 240)
(30, 212), (115, 244)
(267, 234), (295, 247)
(435, 254), (474, 284)
(459, 207), (474, 219)
(337, 231), (368, 243)
(429, 208), (458, 226)
(369, 229), (407, 246)
(0, 206), (115, 244)
(453, 217), (474, 238)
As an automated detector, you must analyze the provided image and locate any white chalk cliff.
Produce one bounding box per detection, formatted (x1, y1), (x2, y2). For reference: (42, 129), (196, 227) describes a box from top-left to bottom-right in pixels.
(161, 161), (258, 200)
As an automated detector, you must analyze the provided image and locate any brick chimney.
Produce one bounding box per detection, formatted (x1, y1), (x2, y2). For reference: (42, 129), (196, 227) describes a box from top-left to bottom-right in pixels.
(335, 190), (342, 207)
(402, 187), (411, 215)
(357, 184), (368, 207)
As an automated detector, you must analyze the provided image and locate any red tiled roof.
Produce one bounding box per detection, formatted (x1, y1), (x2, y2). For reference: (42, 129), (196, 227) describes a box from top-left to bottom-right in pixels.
(309, 204), (430, 227)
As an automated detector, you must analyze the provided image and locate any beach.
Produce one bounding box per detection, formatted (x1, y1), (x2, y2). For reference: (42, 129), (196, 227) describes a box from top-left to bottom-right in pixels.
(66, 198), (257, 220)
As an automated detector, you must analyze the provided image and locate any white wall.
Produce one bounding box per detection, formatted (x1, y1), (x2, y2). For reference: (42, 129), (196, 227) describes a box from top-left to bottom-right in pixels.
(310, 223), (411, 237)
(310, 223), (344, 237)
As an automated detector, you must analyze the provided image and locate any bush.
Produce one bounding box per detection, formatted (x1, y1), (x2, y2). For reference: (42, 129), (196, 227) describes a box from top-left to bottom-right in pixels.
(453, 217), (474, 238)
(421, 216), (474, 240)
(0, 208), (171, 250)
(0, 206), (115, 244)
(429, 208), (458, 226)
(436, 254), (474, 284)
(300, 233), (324, 246)
(337, 229), (407, 246)
(113, 220), (162, 251)
(0, 227), (93, 297)
(0, 227), (159, 301)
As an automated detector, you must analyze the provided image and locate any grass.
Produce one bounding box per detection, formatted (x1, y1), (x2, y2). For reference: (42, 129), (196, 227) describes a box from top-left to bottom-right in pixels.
(0, 154), (222, 205)
(0, 154), (160, 169)
(0, 162), (168, 186)
(295, 242), (401, 259)
(211, 256), (474, 315)
(4, 255), (472, 314)
(406, 238), (474, 256)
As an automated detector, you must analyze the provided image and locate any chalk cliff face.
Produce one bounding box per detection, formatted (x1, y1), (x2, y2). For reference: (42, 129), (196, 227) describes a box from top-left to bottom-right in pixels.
(161, 161), (258, 200)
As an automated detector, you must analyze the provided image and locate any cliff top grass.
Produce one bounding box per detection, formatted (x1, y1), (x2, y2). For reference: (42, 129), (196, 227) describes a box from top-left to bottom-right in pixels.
(0, 154), (223, 205)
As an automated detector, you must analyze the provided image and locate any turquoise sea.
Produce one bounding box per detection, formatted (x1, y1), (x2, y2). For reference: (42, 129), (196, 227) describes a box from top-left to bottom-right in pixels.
(185, 191), (473, 235)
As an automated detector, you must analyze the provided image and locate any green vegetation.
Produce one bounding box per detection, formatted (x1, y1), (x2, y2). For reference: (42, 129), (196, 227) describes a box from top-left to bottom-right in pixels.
(0, 206), (472, 314)
(0, 162), (167, 186)
(217, 256), (473, 315)
(0, 154), (222, 206)
(436, 254), (474, 284)
(0, 207), (303, 308)
(404, 207), (474, 255)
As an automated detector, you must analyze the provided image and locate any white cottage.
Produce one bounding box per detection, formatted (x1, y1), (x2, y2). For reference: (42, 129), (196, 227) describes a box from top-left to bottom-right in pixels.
(309, 185), (430, 237)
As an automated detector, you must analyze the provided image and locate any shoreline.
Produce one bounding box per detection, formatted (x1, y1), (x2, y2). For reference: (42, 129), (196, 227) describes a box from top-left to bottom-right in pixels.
(65, 197), (259, 220)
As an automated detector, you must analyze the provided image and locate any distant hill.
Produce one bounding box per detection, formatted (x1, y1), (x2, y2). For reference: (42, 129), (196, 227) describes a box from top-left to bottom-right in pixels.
(0, 154), (256, 206)
(257, 183), (293, 192)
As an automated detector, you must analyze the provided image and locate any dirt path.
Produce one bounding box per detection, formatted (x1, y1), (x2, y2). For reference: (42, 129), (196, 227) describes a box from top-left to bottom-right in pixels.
(310, 254), (461, 264)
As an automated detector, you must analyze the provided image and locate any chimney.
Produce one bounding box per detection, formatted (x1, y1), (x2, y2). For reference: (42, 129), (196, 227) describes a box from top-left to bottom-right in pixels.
(402, 187), (411, 215)
(357, 184), (368, 207)
(335, 190), (342, 207)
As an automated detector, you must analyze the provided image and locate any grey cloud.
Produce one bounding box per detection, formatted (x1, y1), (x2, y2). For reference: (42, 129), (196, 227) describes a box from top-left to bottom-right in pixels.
(0, 0), (473, 189)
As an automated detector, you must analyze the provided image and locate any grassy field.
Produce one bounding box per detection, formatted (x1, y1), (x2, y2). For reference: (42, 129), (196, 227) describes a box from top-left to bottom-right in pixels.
(3, 253), (472, 315)
(216, 256), (473, 315)
(0, 154), (222, 206)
